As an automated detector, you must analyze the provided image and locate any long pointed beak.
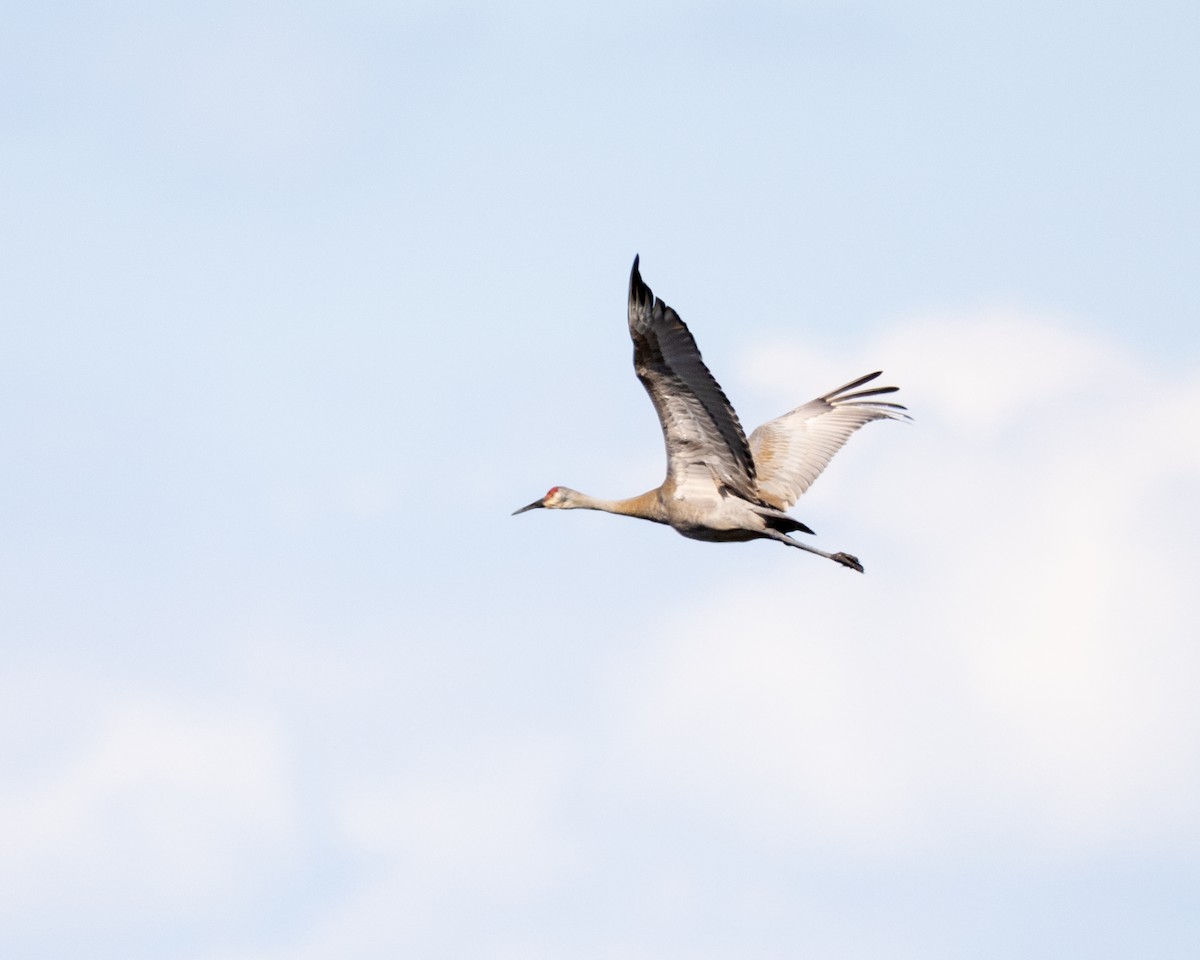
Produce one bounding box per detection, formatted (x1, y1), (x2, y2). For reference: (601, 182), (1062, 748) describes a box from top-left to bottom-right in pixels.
(511, 499), (545, 516)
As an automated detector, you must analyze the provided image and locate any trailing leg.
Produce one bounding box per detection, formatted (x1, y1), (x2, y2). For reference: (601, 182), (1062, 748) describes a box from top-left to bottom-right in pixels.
(762, 529), (864, 573)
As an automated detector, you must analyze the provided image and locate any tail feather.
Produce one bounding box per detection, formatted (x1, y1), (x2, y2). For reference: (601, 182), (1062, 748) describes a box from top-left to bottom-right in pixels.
(755, 507), (815, 537)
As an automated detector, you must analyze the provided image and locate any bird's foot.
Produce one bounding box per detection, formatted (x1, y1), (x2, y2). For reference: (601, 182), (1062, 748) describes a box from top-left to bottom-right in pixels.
(832, 552), (864, 573)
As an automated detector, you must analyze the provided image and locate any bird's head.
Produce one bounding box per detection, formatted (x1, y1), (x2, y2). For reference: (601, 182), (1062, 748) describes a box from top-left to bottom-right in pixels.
(512, 486), (580, 514)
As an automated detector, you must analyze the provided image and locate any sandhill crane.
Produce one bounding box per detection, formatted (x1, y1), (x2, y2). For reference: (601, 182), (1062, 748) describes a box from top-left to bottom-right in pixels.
(514, 256), (909, 572)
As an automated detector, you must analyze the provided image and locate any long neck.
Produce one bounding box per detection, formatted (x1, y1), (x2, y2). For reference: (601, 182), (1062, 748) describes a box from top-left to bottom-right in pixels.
(575, 489), (668, 524)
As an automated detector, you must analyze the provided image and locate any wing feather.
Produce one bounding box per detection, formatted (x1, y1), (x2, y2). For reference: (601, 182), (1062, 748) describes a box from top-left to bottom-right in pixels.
(627, 256), (757, 499)
(749, 372), (910, 510)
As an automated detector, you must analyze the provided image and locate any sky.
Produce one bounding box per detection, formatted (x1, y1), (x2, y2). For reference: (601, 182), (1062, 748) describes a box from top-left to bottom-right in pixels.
(3, 1), (1199, 957)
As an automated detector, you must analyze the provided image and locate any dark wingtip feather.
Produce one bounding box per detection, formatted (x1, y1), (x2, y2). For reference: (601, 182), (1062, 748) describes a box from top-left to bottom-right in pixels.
(824, 371), (883, 399)
(839, 384), (900, 401)
(628, 254), (653, 312)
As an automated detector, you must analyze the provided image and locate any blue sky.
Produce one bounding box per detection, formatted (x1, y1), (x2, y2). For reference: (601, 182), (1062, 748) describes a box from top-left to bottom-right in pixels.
(3, 2), (1199, 958)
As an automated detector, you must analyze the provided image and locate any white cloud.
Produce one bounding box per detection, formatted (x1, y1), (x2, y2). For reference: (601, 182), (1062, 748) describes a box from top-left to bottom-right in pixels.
(217, 738), (578, 960)
(338, 737), (573, 889)
(741, 307), (1135, 432)
(0, 688), (297, 923)
(611, 308), (1200, 857)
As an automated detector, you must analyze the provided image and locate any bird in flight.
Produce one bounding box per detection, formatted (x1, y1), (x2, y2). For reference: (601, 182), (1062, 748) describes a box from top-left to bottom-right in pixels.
(514, 256), (908, 572)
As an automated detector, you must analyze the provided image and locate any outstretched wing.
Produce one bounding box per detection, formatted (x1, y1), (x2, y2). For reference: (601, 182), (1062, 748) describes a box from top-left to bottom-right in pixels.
(749, 372), (909, 511)
(627, 256), (757, 500)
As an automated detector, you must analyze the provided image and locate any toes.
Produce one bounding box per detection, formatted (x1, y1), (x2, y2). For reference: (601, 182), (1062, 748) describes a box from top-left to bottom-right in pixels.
(833, 552), (864, 573)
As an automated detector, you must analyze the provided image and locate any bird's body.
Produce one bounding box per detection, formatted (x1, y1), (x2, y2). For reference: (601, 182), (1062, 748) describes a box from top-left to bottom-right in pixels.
(514, 257), (909, 572)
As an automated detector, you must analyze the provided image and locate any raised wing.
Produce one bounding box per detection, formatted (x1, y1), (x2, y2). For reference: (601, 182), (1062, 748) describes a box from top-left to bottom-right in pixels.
(749, 372), (909, 511)
(627, 256), (757, 500)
